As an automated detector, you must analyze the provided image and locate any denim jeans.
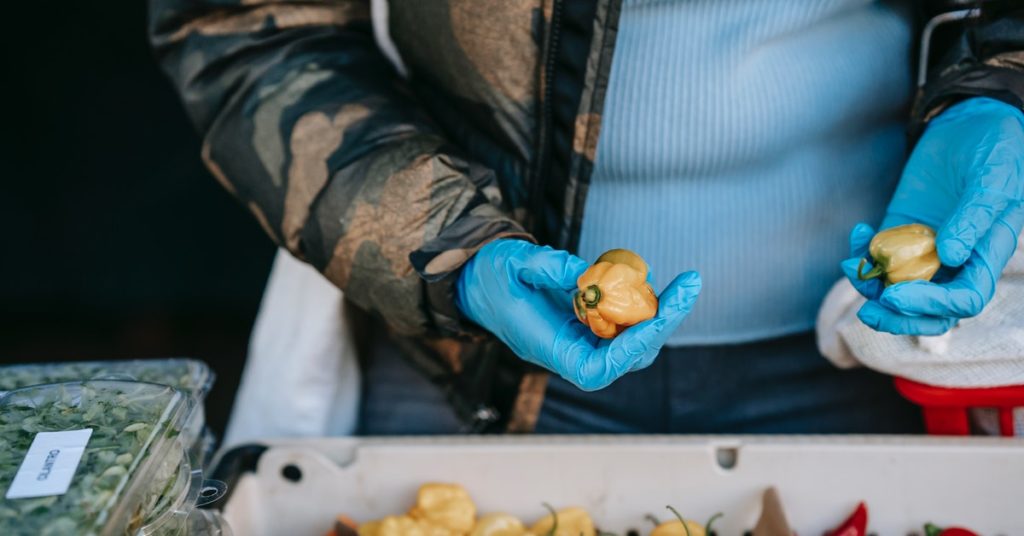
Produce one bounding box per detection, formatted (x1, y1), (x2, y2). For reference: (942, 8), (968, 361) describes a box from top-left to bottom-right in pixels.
(358, 332), (922, 435)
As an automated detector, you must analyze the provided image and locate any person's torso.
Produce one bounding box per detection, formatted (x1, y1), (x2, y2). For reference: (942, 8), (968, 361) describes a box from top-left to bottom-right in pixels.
(378, 0), (921, 430)
(577, 0), (914, 344)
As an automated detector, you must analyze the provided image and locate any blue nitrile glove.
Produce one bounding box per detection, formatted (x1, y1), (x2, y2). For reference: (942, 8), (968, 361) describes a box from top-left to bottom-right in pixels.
(456, 238), (701, 391)
(842, 97), (1024, 335)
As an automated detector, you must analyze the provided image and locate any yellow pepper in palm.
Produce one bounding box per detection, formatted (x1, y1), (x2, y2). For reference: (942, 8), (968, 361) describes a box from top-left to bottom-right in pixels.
(574, 249), (658, 339)
(857, 223), (941, 286)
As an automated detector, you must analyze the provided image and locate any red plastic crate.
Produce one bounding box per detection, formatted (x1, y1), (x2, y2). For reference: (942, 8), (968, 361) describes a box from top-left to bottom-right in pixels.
(895, 377), (1024, 436)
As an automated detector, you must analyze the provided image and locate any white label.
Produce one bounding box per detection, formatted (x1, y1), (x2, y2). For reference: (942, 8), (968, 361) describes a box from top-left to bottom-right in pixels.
(5, 429), (93, 499)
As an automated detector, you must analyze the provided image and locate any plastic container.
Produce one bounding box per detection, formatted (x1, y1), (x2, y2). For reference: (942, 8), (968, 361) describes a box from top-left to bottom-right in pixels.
(0, 359), (215, 464)
(0, 381), (206, 536)
(138, 461), (230, 536)
(180, 508), (232, 536)
(895, 376), (1024, 436)
(0, 359), (213, 399)
(212, 436), (1024, 536)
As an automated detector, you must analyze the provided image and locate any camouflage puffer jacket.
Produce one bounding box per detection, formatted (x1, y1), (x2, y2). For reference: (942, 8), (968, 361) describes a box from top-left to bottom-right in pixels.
(149, 0), (1024, 432)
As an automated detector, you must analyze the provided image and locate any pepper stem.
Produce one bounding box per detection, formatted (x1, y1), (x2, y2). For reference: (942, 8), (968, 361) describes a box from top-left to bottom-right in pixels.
(704, 512), (723, 535)
(665, 506), (691, 536)
(857, 258), (885, 281)
(582, 285), (602, 308)
(541, 503), (558, 536)
(573, 292), (587, 322)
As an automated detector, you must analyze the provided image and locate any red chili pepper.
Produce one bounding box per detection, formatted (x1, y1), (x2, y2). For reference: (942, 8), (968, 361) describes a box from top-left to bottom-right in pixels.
(924, 523), (980, 536)
(827, 502), (868, 536)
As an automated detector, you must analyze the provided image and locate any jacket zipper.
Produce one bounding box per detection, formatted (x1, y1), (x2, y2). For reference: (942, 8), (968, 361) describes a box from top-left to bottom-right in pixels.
(471, 1), (563, 433)
(527, 0), (564, 239)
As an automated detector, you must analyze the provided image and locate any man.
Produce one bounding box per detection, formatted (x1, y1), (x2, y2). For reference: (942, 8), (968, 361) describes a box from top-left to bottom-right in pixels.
(150, 0), (1024, 434)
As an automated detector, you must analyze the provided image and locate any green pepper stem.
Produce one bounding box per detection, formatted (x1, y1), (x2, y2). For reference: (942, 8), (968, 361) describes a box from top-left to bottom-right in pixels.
(704, 512), (723, 535)
(573, 292), (587, 322)
(542, 503), (558, 536)
(857, 258), (885, 281)
(665, 506), (691, 536)
(582, 285), (602, 308)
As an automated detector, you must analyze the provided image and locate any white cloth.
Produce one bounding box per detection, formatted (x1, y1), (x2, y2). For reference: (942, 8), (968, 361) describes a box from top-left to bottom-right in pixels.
(222, 0), (401, 447)
(223, 250), (360, 447)
(816, 237), (1024, 388)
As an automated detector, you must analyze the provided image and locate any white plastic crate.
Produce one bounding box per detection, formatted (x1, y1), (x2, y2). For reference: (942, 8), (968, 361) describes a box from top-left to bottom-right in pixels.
(216, 436), (1024, 535)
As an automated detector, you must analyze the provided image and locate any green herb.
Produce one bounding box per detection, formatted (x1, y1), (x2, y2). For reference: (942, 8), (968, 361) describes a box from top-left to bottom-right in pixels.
(0, 381), (186, 536)
(0, 360), (209, 397)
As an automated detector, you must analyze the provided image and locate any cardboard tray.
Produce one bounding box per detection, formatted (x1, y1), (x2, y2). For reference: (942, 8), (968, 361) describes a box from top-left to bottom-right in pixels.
(208, 435), (1024, 535)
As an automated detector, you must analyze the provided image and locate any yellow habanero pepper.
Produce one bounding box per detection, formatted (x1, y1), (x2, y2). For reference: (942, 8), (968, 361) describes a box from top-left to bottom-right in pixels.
(650, 508), (721, 536)
(857, 223), (941, 286)
(471, 513), (531, 536)
(529, 506), (596, 536)
(574, 249), (658, 339)
(358, 515), (454, 536)
(650, 519), (705, 536)
(408, 483), (478, 534)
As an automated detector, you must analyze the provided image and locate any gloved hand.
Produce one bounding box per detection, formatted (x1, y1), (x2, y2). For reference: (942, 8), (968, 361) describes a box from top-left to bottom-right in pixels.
(842, 97), (1024, 335)
(456, 239), (701, 391)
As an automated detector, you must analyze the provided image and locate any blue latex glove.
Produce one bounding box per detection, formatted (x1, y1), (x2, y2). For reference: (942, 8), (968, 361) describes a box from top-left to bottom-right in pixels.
(456, 239), (701, 391)
(842, 97), (1024, 335)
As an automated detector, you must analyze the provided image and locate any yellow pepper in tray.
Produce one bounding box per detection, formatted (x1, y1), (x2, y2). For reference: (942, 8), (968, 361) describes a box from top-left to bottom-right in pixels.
(529, 506), (595, 536)
(574, 249), (658, 339)
(357, 515), (453, 536)
(857, 223), (941, 286)
(409, 483), (478, 534)
(470, 513), (529, 536)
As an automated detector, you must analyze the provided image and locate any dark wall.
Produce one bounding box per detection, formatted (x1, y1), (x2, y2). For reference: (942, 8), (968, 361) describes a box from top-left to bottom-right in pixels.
(1, 2), (276, 436)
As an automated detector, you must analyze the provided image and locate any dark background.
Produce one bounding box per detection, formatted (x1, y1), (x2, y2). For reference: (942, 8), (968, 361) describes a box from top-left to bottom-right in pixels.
(1, 2), (276, 437)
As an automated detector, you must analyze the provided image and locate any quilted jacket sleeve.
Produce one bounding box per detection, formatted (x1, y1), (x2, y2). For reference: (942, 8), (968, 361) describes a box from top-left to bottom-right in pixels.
(148, 0), (532, 337)
(911, 1), (1024, 135)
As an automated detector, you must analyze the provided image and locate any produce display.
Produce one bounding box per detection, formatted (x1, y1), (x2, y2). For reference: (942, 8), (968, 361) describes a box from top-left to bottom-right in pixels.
(326, 483), (728, 536)
(857, 223), (941, 286)
(574, 249), (659, 338)
(0, 358), (212, 399)
(0, 358), (217, 468)
(325, 484), (985, 536)
(0, 381), (192, 536)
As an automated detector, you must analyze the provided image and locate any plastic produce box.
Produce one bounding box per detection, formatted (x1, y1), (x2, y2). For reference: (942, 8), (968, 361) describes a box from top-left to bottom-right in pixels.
(895, 377), (1024, 437)
(210, 436), (1024, 535)
(0, 380), (225, 536)
(0, 359), (216, 463)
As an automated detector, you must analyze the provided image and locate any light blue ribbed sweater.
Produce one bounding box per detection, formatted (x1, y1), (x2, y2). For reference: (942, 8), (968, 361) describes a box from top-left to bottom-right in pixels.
(577, 0), (913, 345)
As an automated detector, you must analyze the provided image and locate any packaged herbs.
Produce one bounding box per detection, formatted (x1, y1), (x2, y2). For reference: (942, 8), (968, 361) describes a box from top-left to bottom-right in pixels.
(0, 359), (215, 465)
(0, 359), (213, 399)
(0, 381), (191, 536)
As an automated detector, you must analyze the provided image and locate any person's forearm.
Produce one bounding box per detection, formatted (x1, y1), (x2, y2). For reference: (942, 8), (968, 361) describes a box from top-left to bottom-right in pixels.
(149, 0), (529, 336)
(911, 2), (1024, 139)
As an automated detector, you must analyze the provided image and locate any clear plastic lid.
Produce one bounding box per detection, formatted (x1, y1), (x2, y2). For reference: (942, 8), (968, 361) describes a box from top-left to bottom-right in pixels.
(0, 360), (215, 458)
(0, 381), (192, 536)
(180, 508), (233, 536)
(0, 359), (214, 401)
